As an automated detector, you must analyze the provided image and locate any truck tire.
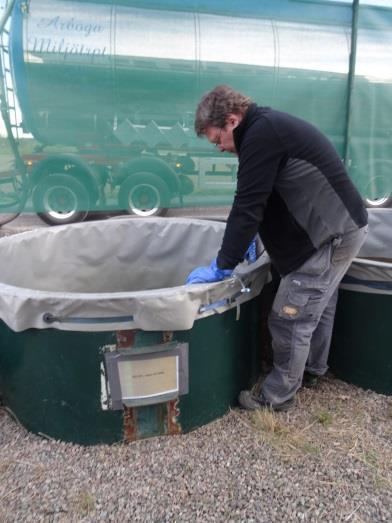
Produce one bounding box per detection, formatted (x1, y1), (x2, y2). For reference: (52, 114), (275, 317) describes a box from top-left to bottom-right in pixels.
(0, 171), (30, 225)
(364, 172), (392, 208)
(32, 173), (90, 225)
(365, 194), (392, 208)
(118, 172), (169, 217)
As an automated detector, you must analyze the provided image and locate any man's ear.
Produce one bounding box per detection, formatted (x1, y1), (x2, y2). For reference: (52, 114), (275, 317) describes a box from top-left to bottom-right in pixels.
(227, 113), (242, 129)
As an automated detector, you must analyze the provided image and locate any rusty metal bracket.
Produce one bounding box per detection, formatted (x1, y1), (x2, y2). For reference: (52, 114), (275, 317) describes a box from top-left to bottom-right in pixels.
(116, 330), (137, 349)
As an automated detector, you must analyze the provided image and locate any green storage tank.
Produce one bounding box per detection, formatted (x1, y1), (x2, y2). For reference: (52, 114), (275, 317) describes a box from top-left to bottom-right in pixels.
(329, 209), (392, 395)
(0, 217), (270, 444)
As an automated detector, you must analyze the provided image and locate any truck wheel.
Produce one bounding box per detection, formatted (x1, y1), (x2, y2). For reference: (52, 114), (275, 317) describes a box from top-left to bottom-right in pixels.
(32, 174), (90, 225)
(118, 172), (169, 217)
(365, 194), (392, 208)
(364, 173), (392, 208)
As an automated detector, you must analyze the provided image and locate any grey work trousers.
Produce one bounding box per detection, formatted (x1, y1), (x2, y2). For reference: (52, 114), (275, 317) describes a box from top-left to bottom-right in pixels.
(261, 226), (368, 406)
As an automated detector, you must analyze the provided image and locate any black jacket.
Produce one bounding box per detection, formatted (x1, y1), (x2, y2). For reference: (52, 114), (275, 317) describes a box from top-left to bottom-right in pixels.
(217, 104), (368, 275)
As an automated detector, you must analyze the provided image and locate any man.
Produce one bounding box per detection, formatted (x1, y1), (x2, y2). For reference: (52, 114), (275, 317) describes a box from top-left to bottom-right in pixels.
(186, 85), (368, 412)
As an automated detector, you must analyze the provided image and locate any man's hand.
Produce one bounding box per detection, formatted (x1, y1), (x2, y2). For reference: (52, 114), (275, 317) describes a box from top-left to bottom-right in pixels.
(185, 258), (233, 284)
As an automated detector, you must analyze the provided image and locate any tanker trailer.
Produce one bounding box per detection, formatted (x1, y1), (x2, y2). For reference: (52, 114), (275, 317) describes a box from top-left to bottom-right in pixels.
(6, 0), (390, 224)
(9, 0), (202, 223)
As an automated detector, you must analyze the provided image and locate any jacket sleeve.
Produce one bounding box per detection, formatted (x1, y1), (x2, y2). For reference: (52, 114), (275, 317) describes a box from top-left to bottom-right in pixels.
(217, 120), (285, 269)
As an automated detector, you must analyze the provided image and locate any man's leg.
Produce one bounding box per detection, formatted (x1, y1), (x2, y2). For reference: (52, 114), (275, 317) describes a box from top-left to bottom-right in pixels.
(261, 270), (331, 405)
(305, 287), (339, 377)
(239, 226), (368, 410)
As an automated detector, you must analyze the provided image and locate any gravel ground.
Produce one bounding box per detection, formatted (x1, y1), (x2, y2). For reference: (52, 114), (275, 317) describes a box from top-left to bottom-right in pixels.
(0, 213), (391, 521)
(0, 376), (391, 522)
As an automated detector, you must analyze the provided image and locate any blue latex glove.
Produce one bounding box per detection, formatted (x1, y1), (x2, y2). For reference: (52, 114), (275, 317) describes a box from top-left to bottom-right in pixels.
(186, 258), (233, 284)
(244, 238), (257, 264)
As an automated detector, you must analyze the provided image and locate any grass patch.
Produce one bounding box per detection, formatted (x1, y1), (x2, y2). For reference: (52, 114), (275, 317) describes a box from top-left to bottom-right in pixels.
(77, 490), (95, 515)
(312, 409), (333, 427)
(252, 408), (288, 437)
(0, 459), (11, 475)
(250, 409), (320, 458)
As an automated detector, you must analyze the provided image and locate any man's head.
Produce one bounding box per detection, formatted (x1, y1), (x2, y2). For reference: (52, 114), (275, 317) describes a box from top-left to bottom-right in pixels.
(194, 85), (253, 154)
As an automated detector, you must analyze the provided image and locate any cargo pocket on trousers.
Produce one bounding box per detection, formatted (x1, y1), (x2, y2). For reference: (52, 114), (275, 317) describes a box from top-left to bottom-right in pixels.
(276, 291), (309, 320)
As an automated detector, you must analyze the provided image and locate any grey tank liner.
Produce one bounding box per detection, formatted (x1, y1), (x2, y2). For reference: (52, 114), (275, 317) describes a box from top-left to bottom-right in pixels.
(0, 217), (270, 332)
(341, 209), (392, 295)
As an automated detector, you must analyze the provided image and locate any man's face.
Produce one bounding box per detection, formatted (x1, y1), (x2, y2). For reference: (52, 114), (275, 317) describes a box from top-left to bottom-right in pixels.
(205, 113), (242, 154)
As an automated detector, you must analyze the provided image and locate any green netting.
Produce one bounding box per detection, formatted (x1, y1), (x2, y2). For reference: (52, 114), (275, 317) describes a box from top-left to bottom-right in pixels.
(348, 2), (392, 207)
(0, 0), (391, 223)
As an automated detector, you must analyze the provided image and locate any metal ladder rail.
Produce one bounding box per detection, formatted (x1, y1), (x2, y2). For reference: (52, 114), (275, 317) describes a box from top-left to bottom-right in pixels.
(1, 26), (20, 142)
(0, 0), (29, 223)
(0, 0), (20, 148)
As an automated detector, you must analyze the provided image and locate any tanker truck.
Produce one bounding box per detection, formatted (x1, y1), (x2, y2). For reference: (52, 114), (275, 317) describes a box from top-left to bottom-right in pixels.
(1, 0), (391, 224)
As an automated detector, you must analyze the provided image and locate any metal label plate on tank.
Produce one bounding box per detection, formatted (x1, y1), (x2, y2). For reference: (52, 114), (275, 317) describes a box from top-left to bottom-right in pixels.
(103, 342), (189, 409)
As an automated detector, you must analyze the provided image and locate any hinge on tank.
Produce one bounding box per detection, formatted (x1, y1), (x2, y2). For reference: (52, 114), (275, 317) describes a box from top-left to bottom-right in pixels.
(162, 331), (173, 343)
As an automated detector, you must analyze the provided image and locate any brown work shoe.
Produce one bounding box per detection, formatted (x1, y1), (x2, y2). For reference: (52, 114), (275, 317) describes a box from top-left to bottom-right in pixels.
(302, 372), (319, 389)
(238, 390), (295, 412)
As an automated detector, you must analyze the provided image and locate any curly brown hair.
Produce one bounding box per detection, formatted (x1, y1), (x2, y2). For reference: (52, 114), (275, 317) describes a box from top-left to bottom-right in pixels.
(194, 85), (252, 136)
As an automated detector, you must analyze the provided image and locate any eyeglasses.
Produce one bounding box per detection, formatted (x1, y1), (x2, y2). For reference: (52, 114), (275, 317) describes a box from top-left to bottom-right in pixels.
(213, 128), (223, 147)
